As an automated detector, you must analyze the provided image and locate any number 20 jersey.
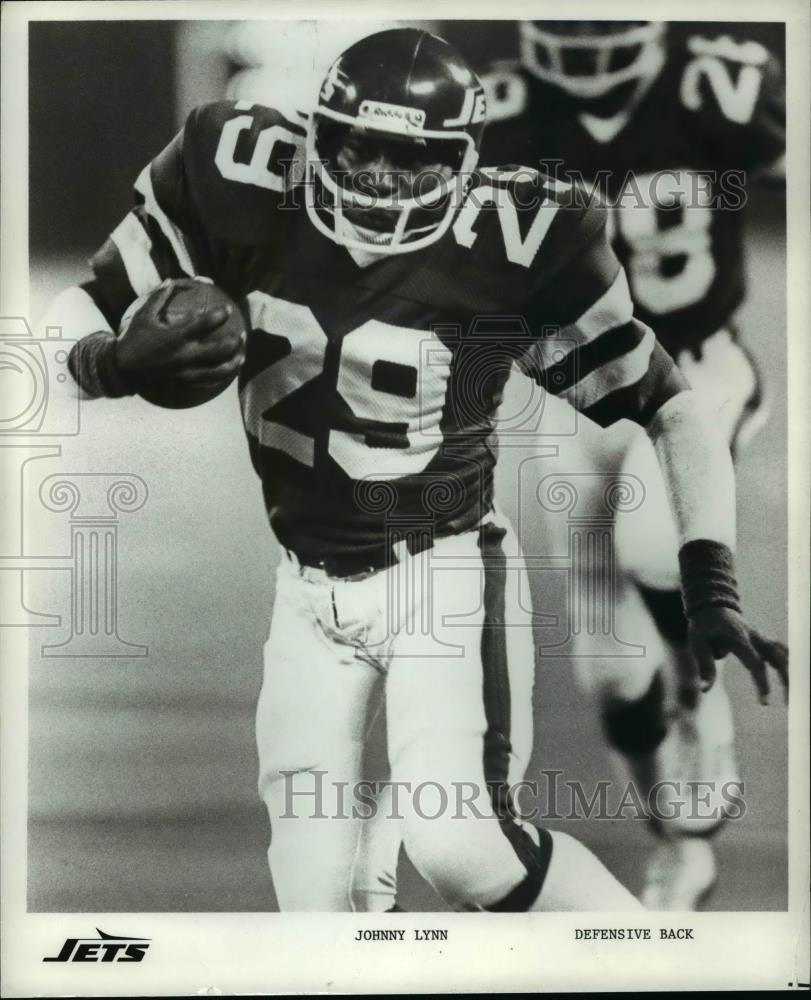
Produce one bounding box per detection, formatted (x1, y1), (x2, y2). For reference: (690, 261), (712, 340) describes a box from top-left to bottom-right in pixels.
(477, 28), (785, 356)
(85, 100), (684, 562)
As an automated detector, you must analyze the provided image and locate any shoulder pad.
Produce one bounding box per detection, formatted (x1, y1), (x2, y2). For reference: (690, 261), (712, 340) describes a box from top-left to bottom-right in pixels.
(679, 34), (774, 125)
(685, 33), (770, 67)
(452, 167), (604, 270)
(476, 165), (601, 212)
(183, 100), (308, 244)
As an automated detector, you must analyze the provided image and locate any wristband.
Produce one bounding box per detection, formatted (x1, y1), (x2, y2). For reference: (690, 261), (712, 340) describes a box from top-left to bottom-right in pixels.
(678, 539), (741, 618)
(68, 332), (134, 399)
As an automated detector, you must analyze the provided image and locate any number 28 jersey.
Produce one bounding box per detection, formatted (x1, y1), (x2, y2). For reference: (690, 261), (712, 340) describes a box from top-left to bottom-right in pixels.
(85, 100), (684, 562)
(478, 29), (785, 355)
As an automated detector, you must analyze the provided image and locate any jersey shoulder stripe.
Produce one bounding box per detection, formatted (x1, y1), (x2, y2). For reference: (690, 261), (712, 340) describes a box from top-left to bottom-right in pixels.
(559, 267), (634, 344)
(581, 342), (687, 428)
(517, 267), (633, 375)
(88, 201), (191, 328)
(559, 322), (655, 410)
(88, 237), (139, 329)
(135, 164), (196, 276)
(108, 212), (161, 297)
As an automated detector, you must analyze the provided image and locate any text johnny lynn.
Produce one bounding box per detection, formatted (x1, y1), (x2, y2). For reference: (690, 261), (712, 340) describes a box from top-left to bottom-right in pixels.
(355, 929), (449, 941)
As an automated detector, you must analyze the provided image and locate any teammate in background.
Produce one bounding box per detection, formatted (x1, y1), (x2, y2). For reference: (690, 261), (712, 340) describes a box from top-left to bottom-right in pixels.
(49, 28), (786, 912)
(469, 21), (786, 908)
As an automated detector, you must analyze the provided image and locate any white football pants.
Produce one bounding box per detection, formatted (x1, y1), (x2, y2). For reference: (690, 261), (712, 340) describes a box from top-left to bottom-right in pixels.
(255, 511), (541, 911)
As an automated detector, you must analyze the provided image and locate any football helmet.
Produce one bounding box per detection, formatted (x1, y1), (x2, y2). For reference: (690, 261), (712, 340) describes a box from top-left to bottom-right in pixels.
(519, 21), (666, 99)
(305, 28), (486, 254)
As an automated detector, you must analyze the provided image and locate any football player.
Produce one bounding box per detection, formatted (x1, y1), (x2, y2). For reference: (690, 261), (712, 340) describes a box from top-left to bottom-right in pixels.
(442, 20), (784, 909)
(51, 28), (786, 912)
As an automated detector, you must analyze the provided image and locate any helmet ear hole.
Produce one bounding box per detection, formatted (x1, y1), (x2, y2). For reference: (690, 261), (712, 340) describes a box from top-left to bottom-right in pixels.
(313, 118), (350, 163)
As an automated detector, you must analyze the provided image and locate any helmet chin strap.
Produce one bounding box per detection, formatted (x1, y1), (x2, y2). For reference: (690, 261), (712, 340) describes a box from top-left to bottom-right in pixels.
(344, 220), (392, 244)
(339, 213), (442, 267)
(340, 219), (394, 268)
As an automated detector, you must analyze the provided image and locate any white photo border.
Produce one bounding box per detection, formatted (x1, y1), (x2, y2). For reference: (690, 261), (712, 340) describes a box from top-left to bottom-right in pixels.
(2, 0), (809, 994)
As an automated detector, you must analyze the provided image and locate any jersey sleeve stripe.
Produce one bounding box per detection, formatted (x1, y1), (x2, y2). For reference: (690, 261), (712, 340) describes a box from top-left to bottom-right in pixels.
(530, 214), (622, 330)
(519, 268), (634, 374)
(558, 268), (634, 346)
(131, 205), (190, 282)
(523, 317), (646, 395)
(134, 165), (196, 276)
(109, 213), (162, 297)
(581, 343), (687, 428)
(559, 324), (656, 411)
(89, 238), (138, 329)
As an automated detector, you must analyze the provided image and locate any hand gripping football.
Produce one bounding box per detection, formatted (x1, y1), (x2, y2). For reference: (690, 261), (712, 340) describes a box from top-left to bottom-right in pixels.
(118, 278), (246, 409)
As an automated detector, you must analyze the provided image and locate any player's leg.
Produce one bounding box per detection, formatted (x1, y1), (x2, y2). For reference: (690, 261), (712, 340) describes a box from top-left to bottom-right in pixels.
(350, 781), (402, 912)
(384, 515), (641, 911)
(606, 329), (763, 908)
(256, 555), (383, 911)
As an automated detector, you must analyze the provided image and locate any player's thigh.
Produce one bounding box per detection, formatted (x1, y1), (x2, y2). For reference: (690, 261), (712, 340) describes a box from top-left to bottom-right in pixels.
(386, 524), (534, 831)
(256, 562), (381, 799)
(676, 329), (760, 448)
(386, 519), (534, 784)
(384, 522), (539, 906)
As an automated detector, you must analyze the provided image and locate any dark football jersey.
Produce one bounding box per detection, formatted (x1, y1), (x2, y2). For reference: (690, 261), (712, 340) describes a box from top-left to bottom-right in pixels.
(478, 28), (785, 355)
(83, 100), (684, 562)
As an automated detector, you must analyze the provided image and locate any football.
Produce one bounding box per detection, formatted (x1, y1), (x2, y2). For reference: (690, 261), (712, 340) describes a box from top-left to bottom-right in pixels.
(118, 279), (246, 409)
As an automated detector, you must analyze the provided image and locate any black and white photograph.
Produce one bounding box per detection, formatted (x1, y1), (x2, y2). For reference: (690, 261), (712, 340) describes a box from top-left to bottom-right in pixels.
(1, 1), (808, 994)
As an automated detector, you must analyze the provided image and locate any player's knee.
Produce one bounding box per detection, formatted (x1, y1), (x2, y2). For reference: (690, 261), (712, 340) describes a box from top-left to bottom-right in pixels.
(635, 584), (689, 646)
(403, 813), (551, 911)
(601, 671), (668, 757)
(403, 817), (480, 907)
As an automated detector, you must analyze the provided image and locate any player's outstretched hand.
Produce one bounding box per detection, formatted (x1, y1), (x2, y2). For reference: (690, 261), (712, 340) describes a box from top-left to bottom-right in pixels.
(686, 606), (789, 706)
(116, 278), (243, 396)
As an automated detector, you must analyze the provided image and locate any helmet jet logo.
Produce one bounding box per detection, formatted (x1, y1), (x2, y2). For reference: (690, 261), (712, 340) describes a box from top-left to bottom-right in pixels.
(443, 87), (488, 128)
(320, 59), (351, 102)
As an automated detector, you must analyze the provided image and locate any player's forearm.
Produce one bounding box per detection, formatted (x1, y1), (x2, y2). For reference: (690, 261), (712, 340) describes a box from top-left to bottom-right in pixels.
(647, 387), (742, 621)
(44, 285), (133, 399)
(645, 388), (736, 551)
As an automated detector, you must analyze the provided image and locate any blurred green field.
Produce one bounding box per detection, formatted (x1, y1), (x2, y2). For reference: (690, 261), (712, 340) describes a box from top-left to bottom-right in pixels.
(25, 192), (787, 913)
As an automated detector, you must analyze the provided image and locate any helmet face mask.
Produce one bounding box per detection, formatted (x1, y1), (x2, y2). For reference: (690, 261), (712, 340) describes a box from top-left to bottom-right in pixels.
(520, 20), (666, 100)
(305, 29), (486, 255)
(307, 110), (476, 252)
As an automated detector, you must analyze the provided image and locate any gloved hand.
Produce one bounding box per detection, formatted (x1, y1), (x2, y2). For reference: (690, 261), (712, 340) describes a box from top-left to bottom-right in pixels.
(686, 605), (789, 705)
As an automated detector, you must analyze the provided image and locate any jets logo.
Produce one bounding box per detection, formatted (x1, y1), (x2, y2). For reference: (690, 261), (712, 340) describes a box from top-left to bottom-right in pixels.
(442, 87), (487, 128)
(320, 60), (350, 102)
(43, 928), (151, 963)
